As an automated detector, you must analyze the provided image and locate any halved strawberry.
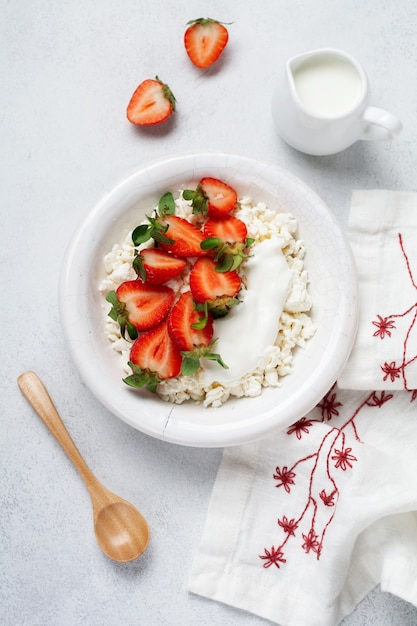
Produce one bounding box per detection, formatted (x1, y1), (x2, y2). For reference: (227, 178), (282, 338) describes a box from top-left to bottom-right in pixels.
(106, 281), (175, 339)
(201, 177), (238, 216)
(127, 76), (176, 126)
(201, 215), (254, 271)
(133, 248), (187, 284)
(158, 214), (207, 258)
(203, 215), (248, 243)
(184, 18), (229, 69)
(168, 291), (213, 352)
(189, 256), (241, 318)
(124, 321), (182, 392)
(183, 178), (238, 218)
(167, 291), (228, 376)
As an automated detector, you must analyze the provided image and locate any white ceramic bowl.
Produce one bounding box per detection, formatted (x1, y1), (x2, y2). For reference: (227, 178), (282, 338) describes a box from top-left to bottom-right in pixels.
(60, 153), (358, 447)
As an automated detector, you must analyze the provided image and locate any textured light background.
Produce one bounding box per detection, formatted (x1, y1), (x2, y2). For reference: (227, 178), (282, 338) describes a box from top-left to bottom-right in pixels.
(1, 1), (416, 624)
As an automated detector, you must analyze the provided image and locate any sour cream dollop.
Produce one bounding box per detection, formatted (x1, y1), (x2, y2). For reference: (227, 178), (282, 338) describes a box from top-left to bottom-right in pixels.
(198, 238), (292, 385)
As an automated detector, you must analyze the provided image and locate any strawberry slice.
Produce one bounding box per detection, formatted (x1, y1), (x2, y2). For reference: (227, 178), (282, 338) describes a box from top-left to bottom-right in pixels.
(200, 177), (238, 216)
(133, 248), (187, 284)
(183, 178), (238, 218)
(127, 76), (176, 126)
(106, 281), (175, 339)
(201, 215), (255, 271)
(203, 215), (248, 243)
(158, 214), (207, 258)
(124, 321), (182, 392)
(184, 18), (229, 69)
(189, 256), (241, 318)
(167, 291), (228, 376)
(168, 291), (214, 352)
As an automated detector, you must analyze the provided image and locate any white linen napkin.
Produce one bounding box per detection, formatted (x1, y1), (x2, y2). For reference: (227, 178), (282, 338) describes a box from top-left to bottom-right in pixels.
(188, 191), (417, 626)
(188, 386), (417, 626)
(338, 190), (417, 391)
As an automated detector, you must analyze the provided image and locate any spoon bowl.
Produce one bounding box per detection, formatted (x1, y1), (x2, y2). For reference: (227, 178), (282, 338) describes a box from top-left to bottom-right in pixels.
(17, 371), (150, 562)
(94, 501), (149, 562)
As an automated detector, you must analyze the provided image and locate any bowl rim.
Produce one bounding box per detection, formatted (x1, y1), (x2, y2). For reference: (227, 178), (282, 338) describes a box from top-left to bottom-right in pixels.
(59, 152), (358, 447)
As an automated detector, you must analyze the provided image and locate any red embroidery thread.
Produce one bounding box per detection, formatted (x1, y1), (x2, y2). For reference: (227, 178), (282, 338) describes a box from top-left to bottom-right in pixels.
(371, 233), (417, 395)
(331, 446), (357, 470)
(286, 417), (314, 439)
(259, 545), (287, 569)
(372, 315), (396, 339)
(259, 385), (395, 568)
(317, 390), (342, 421)
(273, 466), (296, 493)
(301, 529), (320, 555)
(278, 516), (298, 536)
(319, 489), (336, 506)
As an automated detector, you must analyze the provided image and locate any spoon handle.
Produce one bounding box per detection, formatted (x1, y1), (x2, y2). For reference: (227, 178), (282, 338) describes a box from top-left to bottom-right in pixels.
(18, 371), (100, 494)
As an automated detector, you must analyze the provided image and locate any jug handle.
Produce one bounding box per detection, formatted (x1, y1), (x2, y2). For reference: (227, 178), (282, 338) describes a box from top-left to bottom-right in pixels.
(360, 106), (402, 141)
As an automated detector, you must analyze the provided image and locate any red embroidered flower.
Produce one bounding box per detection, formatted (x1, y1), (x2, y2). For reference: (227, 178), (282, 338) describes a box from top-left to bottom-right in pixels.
(372, 315), (396, 339)
(259, 545), (286, 568)
(331, 446), (357, 471)
(319, 489), (336, 506)
(278, 515), (298, 536)
(287, 417), (313, 439)
(317, 391), (342, 421)
(381, 361), (402, 382)
(273, 466), (296, 493)
(301, 529), (320, 554)
(366, 390), (394, 407)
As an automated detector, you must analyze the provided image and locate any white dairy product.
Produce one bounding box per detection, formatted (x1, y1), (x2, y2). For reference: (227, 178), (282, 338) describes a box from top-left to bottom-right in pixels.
(99, 192), (315, 408)
(293, 55), (362, 117)
(198, 238), (292, 385)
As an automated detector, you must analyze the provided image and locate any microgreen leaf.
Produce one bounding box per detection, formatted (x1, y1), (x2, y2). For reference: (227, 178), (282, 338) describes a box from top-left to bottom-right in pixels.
(132, 254), (146, 281)
(180, 340), (228, 376)
(105, 291), (138, 340)
(182, 189), (197, 202)
(229, 254), (243, 271)
(132, 223), (152, 246)
(200, 237), (222, 251)
(215, 254), (234, 272)
(123, 361), (160, 393)
(126, 322), (138, 340)
(201, 234), (255, 273)
(180, 355), (201, 377)
(191, 301), (209, 330)
(182, 187), (208, 215)
(158, 191), (175, 216)
(204, 351), (229, 369)
(132, 216), (174, 248)
(148, 216), (175, 245)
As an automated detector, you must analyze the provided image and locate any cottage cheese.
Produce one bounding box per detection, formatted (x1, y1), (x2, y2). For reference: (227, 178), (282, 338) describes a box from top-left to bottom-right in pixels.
(99, 192), (315, 408)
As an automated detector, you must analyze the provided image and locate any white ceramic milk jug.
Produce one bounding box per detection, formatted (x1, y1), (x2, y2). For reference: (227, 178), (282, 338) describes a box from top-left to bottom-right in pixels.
(271, 48), (402, 156)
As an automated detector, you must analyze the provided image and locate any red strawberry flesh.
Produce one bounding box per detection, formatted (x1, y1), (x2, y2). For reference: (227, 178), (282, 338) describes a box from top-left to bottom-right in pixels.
(199, 177), (237, 217)
(184, 18), (229, 69)
(129, 321), (182, 380)
(190, 257), (241, 303)
(203, 215), (247, 243)
(158, 214), (207, 258)
(139, 248), (187, 284)
(127, 77), (176, 126)
(116, 280), (175, 331)
(168, 291), (214, 351)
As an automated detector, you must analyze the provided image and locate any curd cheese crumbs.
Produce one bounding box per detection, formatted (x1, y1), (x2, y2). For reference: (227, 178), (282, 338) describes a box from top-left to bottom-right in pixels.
(99, 178), (315, 408)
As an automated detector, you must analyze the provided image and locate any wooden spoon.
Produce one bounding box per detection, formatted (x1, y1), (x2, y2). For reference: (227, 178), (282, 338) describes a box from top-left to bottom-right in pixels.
(17, 371), (150, 562)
